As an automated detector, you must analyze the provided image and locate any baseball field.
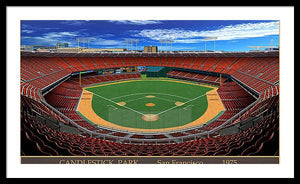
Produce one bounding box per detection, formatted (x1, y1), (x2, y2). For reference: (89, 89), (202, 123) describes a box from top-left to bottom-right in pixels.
(76, 78), (225, 133)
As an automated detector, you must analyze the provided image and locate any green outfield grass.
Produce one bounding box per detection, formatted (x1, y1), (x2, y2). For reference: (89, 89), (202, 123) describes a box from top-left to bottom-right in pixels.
(80, 79), (215, 129)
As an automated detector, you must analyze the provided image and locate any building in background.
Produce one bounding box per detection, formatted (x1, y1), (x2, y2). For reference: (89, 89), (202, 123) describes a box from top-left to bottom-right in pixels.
(56, 47), (82, 53)
(21, 45), (56, 51)
(144, 46), (158, 53)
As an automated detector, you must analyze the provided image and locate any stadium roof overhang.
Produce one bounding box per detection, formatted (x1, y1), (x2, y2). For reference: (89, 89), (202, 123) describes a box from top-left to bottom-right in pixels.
(21, 51), (279, 57)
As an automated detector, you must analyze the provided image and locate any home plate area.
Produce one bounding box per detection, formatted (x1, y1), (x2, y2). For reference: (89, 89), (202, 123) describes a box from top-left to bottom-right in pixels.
(141, 114), (160, 122)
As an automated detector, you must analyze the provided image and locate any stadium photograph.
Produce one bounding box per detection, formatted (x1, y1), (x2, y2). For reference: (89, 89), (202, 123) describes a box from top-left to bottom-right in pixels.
(19, 19), (280, 164)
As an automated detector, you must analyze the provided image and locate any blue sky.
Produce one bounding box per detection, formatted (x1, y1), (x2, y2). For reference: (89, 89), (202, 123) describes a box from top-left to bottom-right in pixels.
(21, 20), (279, 51)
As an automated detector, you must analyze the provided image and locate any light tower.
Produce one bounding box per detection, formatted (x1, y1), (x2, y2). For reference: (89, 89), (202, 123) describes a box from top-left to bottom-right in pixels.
(169, 34), (175, 52)
(168, 39), (174, 52)
(159, 39), (164, 52)
(125, 39), (138, 52)
(133, 39), (139, 52)
(77, 37), (93, 51)
(159, 39), (167, 52)
(203, 36), (218, 52)
(159, 39), (173, 52)
(270, 39), (274, 47)
(125, 39), (129, 51)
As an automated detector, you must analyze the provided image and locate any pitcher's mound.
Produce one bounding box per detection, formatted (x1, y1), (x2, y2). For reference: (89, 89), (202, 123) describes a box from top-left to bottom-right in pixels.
(142, 114), (159, 122)
(146, 95), (156, 98)
(116, 102), (126, 106)
(175, 102), (185, 106)
(146, 103), (155, 107)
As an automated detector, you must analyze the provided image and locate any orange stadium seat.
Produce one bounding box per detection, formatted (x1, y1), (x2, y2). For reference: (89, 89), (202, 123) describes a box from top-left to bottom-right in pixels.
(20, 53), (279, 157)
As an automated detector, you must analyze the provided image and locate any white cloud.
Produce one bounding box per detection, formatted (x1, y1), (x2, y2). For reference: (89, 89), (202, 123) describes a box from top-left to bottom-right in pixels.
(21, 30), (34, 34)
(21, 31), (79, 46)
(108, 20), (162, 25)
(21, 24), (33, 29)
(43, 31), (79, 39)
(91, 37), (125, 46)
(173, 39), (203, 44)
(101, 33), (114, 37)
(21, 23), (60, 33)
(22, 36), (58, 45)
(21, 30), (123, 47)
(135, 21), (279, 43)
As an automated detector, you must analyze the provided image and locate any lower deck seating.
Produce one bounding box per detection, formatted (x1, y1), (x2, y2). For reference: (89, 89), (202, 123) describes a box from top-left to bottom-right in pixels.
(21, 104), (279, 156)
(44, 73), (141, 131)
(214, 82), (256, 127)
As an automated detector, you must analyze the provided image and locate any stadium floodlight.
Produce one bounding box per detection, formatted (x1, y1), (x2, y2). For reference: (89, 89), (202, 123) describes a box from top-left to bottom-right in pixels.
(168, 39), (174, 52)
(203, 36), (218, 40)
(168, 34), (176, 52)
(159, 39), (163, 52)
(165, 40), (168, 52)
(203, 36), (218, 52)
(125, 39), (129, 51)
(125, 39), (138, 52)
(133, 39), (139, 52)
(270, 39), (274, 46)
(159, 39), (174, 53)
(77, 37), (94, 50)
(163, 39), (175, 52)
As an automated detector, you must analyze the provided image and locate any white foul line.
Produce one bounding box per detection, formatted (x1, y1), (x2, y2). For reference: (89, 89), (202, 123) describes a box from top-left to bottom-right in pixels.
(155, 93), (206, 116)
(90, 91), (145, 116)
